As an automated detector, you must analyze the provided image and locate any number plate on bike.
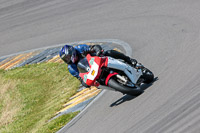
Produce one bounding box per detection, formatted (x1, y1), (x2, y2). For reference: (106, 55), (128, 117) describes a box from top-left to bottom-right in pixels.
(91, 70), (95, 76)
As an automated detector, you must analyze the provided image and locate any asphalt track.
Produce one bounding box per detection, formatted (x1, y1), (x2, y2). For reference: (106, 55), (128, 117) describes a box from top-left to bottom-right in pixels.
(1, 0), (200, 133)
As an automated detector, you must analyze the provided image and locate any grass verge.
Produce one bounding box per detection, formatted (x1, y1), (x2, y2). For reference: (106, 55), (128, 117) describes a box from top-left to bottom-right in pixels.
(0, 62), (80, 133)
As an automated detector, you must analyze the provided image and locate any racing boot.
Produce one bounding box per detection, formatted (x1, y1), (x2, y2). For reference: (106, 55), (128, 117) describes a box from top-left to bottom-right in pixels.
(135, 62), (144, 69)
(126, 57), (144, 69)
(127, 58), (138, 67)
(124, 56), (138, 67)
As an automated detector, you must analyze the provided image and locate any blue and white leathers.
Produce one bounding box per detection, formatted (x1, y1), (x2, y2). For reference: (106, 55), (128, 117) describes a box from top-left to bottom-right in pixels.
(68, 44), (90, 78)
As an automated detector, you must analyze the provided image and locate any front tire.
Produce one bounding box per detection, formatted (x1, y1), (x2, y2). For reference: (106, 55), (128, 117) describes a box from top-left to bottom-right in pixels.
(107, 78), (143, 96)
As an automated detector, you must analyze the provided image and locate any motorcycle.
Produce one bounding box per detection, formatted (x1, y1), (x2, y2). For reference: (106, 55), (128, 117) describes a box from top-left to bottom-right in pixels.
(77, 54), (154, 96)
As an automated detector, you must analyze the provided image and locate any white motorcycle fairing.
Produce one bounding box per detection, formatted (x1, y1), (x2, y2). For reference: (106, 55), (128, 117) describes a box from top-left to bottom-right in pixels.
(106, 56), (142, 84)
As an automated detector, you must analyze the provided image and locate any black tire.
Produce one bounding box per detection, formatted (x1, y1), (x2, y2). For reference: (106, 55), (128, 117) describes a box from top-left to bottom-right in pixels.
(107, 78), (144, 96)
(141, 68), (154, 84)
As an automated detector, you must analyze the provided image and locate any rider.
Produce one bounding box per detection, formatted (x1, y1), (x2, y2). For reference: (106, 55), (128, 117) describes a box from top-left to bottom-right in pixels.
(59, 44), (138, 87)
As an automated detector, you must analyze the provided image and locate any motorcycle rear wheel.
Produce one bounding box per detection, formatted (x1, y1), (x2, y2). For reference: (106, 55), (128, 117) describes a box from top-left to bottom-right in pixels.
(141, 68), (154, 84)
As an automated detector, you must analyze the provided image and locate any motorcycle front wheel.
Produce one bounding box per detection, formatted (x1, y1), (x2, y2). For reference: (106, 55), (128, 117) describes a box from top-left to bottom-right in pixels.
(107, 77), (144, 96)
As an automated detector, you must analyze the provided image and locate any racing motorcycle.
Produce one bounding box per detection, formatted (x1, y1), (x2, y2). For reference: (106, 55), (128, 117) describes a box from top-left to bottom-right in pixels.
(77, 54), (154, 96)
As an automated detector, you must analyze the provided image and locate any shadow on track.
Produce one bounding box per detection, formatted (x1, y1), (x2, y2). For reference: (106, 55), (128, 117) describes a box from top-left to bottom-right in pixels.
(110, 77), (158, 107)
(110, 94), (136, 107)
(141, 77), (159, 91)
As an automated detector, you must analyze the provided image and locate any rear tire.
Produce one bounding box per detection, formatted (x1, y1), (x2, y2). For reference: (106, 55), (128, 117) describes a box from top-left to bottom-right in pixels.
(141, 68), (154, 84)
(107, 78), (143, 96)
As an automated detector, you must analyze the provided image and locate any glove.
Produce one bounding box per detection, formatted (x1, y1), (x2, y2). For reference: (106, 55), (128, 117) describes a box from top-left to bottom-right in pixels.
(77, 77), (90, 88)
(94, 81), (100, 87)
(90, 45), (103, 56)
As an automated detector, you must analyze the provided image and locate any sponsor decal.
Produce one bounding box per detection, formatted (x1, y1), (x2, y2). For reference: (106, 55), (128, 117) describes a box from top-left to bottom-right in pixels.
(84, 74), (87, 82)
(89, 58), (94, 65)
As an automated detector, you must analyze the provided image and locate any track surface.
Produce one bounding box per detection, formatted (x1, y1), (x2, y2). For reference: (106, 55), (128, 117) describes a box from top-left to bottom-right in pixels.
(1, 0), (200, 133)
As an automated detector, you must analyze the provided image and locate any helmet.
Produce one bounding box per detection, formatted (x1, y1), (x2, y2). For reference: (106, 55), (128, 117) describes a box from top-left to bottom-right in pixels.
(59, 45), (78, 64)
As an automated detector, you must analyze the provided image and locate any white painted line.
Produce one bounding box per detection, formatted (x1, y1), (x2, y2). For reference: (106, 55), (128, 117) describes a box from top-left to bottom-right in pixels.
(0, 39), (132, 59)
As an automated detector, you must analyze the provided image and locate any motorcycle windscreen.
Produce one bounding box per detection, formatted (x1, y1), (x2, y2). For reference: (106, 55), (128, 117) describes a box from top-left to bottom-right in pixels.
(77, 58), (90, 73)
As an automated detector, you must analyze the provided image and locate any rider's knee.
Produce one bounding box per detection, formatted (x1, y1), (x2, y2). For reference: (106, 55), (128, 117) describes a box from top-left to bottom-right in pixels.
(105, 50), (115, 56)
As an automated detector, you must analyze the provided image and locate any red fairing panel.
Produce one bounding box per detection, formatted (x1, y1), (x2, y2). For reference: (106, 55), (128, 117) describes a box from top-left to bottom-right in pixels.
(105, 72), (118, 86)
(79, 54), (108, 86)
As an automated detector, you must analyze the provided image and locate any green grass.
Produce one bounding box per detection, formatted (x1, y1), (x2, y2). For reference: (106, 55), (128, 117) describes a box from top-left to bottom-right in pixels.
(38, 111), (79, 133)
(0, 62), (80, 133)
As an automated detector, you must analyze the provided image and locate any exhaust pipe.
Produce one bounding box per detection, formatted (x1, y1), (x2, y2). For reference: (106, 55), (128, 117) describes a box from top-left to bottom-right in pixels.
(116, 74), (128, 83)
